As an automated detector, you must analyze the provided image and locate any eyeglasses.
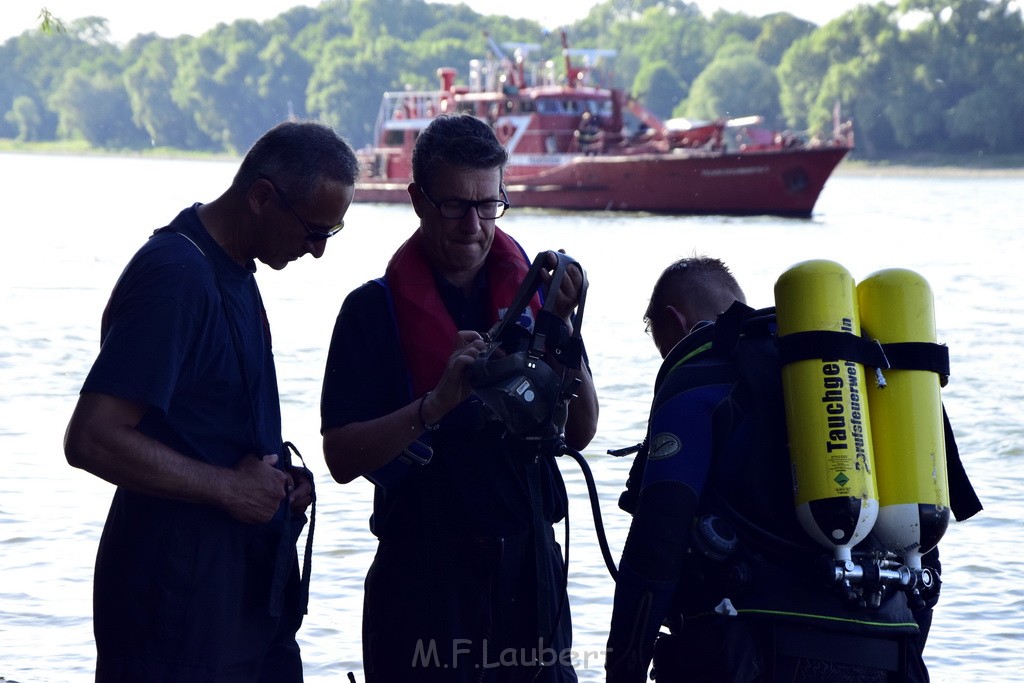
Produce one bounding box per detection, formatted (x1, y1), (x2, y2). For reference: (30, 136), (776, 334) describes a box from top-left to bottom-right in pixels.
(259, 173), (344, 242)
(419, 185), (510, 220)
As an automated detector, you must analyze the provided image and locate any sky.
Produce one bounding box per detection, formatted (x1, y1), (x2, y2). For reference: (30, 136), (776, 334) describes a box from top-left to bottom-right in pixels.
(1, 0), (869, 44)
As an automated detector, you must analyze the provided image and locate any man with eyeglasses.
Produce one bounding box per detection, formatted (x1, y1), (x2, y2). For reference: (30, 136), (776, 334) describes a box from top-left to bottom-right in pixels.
(321, 113), (598, 681)
(64, 120), (358, 682)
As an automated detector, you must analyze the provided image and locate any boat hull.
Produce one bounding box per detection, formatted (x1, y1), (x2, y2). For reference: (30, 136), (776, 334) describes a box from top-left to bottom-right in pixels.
(356, 146), (849, 217)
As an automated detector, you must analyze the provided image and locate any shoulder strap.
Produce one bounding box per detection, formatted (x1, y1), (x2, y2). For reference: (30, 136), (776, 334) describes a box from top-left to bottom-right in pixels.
(942, 406), (983, 521)
(154, 229), (312, 618)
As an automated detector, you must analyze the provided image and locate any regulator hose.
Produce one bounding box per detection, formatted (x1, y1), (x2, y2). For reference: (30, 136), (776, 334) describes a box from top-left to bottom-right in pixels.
(559, 445), (619, 581)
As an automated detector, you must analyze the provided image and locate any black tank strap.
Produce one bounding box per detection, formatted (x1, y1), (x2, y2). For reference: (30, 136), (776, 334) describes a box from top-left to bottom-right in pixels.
(778, 330), (950, 388)
(709, 300), (757, 356)
(943, 405), (983, 521)
(777, 329), (889, 369)
(881, 341), (950, 385)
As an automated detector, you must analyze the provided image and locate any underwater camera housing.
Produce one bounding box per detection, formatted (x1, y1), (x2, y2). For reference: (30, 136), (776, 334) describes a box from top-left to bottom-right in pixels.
(471, 252), (588, 439)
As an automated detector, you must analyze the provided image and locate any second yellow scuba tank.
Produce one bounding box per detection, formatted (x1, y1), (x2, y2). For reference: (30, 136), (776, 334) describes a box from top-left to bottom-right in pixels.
(857, 268), (950, 570)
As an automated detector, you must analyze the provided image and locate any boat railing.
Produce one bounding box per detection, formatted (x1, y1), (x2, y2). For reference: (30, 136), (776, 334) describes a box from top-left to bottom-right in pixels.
(379, 91), (444, 122)
(374, 90), (447, 144)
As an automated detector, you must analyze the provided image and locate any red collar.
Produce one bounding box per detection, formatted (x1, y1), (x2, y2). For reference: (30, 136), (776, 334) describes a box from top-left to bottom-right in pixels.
(385, 227), (539, 397)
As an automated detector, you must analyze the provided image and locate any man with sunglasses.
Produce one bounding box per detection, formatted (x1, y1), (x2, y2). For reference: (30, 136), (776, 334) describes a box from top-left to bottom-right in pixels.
(64, 121), (358, 682)
(321, 113), (598, 681)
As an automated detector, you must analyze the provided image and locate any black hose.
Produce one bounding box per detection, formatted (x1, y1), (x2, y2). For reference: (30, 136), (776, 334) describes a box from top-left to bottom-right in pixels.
(559, 445), (619, 581)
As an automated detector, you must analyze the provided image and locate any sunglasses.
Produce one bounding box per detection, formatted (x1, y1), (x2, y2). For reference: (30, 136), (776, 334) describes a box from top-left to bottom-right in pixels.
(259, 173), (344, 242)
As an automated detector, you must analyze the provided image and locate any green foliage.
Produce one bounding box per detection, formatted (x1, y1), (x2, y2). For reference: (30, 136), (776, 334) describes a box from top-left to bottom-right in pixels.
(947, 86), (1017, 150)
(684, 47), (780, 122)
(706, 9), (764, 49)
(754, 13), (816, 65)
(777, 3), (902, 148)
(1, 22), (122, 141)
(37, 8), (66, 35)
(350, 0), (435, 42)
(170, 20), (286, 153)
(49, 63), (149, 147)
(307, 39), (398, 143)
(632, 61), (687, 119)
(123, 37), (213, 149)
(5, 95), (42, 140)
(571, 2), (708, 101)
(6, 0), (1024, 159)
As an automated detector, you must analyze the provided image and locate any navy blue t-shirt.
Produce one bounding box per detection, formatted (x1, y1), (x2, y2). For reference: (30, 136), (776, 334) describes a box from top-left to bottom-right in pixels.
(320, 276), (567, 540)
(83, 204), (283, 467)
(81, 206), (302, 674)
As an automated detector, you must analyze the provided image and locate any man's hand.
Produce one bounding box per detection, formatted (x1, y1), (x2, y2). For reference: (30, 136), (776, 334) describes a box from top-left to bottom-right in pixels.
(540, 249), (585, 333)
(429, 330), (488, 415)
(222, 453), (289, 524)
(286, 465), (314, 515)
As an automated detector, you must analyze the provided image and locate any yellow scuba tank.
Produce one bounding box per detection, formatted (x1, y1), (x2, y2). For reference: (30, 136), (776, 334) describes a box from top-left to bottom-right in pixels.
(775, 260), (878, 563)
(857, 269), (950, 570)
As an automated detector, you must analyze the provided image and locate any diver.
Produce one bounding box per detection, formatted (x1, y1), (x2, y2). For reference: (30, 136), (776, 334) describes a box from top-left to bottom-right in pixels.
(605, 255), (981, 682)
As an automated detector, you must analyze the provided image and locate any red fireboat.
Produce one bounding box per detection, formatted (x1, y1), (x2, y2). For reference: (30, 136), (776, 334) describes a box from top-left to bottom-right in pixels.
(355, 32), (853, 217)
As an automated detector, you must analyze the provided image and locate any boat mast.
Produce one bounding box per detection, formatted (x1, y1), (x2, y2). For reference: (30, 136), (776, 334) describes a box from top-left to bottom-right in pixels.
(484, 31), (508, 62)
(561, 30), (578, 89)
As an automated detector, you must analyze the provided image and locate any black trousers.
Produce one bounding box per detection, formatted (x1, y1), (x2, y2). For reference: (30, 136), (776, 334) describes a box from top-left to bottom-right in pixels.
(93, 494), (306, 682)
(362, 531), (576, 683)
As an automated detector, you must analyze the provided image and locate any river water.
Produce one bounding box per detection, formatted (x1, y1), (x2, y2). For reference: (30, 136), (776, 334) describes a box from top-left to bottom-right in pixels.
(1, 152), (1021, 682)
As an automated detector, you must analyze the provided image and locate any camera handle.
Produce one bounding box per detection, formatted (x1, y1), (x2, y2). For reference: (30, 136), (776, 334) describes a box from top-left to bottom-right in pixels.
(471, 251), (588, 440)
(482, 250), (588, 354)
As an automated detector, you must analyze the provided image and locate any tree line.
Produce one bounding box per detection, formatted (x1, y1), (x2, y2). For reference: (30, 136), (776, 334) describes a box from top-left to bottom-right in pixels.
(2, 0), (1022, 160)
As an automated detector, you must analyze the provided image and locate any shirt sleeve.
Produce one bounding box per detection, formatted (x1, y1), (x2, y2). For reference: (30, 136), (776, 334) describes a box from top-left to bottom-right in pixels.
(640, 381), (732, 496)
(606, 377), (733, 682)
(81, 245), (207, 413)
(320, 282), (408, 433)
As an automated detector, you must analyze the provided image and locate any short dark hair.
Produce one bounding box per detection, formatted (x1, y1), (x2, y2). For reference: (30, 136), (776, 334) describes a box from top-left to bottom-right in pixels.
(411, 113), (508, 191)
(233, 120), (359, 204)
(645, 255), (746, 331)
